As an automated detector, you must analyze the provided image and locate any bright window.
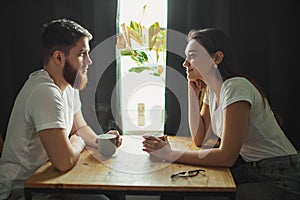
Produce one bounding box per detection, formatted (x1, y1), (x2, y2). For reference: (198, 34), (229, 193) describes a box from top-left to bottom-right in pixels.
(116, 0), (168, 135)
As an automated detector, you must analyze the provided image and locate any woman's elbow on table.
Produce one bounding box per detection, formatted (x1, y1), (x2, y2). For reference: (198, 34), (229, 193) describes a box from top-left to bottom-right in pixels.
(218, 152), (239, 167)
(220, 158), (236, 168)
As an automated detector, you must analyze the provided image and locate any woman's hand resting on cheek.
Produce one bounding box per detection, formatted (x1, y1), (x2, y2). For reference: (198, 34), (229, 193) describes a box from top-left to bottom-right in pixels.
(189, 79), (207, 99)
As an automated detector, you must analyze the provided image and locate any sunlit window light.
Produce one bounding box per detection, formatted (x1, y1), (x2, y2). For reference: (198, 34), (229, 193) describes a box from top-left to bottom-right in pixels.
(116, 0), (168, 135)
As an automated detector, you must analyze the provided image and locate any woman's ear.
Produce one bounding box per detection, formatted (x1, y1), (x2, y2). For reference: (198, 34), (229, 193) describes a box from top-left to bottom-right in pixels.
(213, 51), (224, 65)
(53, 50), (65, 66)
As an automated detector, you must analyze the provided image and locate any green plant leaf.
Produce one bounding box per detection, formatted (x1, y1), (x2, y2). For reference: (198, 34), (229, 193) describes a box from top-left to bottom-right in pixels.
(130, 20), (142, 35)
(128, 67), (152, 73)
(151, 72), (160, 76)
(131, 50), (148, 64)
(120, 49), (132, 56)
(128, 27), (143, 45)
(148, 22), (160, 51)
(139, 51), (148, 61)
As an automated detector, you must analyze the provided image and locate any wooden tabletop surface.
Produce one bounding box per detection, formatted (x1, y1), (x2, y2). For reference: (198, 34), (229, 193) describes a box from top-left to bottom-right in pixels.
(25, 135), (236, 193)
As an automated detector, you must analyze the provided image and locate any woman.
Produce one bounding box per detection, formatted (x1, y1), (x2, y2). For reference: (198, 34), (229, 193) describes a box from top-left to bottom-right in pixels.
(142, 28), (300, 200)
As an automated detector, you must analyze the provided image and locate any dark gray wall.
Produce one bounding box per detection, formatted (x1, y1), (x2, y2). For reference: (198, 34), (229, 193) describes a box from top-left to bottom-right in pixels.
(167, 0), (299, 148)
(1, 0), (299, 148)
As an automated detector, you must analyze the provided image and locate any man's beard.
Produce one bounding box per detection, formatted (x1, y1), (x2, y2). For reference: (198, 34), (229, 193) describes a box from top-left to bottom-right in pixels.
(63, 59), (87, 90)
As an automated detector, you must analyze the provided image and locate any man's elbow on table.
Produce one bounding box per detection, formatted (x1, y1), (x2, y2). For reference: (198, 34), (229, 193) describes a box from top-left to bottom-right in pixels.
(39, 130), (85, 172)
(52, 145), (84, 172)
(53, 157), (79, 172)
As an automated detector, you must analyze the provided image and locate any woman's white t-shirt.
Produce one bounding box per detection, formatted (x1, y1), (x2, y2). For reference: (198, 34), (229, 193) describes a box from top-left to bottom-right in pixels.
(204, 77), (297, 162)
(0, 69), (81, 198)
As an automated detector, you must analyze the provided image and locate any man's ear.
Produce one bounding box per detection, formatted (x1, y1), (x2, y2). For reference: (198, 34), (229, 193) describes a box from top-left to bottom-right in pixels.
(53, 50), (65, 66)
(213, 51), (224, 65)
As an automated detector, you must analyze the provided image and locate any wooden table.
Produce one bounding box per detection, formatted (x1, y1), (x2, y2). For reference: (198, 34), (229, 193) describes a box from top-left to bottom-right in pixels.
(24, 135), (236, 199)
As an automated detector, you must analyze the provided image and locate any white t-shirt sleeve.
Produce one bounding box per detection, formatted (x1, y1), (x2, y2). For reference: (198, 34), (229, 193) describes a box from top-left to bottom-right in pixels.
(222, 78), (254, 109)
(27, 84), (66, 132)
(73, 89), (81, 114)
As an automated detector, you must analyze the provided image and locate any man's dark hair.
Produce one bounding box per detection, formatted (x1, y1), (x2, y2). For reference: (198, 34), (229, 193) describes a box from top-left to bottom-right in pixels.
(41, 18), (93, 64)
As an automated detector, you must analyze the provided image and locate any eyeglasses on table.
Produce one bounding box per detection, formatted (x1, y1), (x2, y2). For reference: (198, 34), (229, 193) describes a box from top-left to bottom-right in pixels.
(170, 169), (206, 178)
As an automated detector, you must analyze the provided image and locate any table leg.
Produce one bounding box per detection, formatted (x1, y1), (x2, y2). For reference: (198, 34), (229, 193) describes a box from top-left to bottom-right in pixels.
(228, 192), (236, 200)
(161, 192), (235, 200)
(160, 194), (184, 200)
(105, 193), (125, 200)
(24, 188), (32, 200)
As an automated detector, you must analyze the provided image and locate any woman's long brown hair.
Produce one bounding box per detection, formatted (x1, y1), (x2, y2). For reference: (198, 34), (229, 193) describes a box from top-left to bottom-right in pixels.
(187, 28), (283, 127)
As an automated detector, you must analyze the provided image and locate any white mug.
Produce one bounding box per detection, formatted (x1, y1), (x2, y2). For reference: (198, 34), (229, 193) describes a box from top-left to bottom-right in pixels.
(96, 134), (117, 157)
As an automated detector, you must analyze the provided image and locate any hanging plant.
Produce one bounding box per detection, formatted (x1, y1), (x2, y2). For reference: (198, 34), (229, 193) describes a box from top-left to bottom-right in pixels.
(116, 4), (166, 77)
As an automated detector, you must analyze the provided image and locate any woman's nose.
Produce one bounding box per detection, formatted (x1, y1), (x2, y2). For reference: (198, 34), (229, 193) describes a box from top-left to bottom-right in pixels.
(182, 60), (190, 68)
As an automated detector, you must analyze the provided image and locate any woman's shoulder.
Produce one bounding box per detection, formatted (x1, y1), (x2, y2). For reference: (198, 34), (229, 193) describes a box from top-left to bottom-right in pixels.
(224, 76), (252, 86)
(223, 76), (258, 91)
(221, 76), (257, 105)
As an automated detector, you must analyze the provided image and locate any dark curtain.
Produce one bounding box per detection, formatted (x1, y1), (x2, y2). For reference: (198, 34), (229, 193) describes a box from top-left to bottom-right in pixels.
(167, 0), (299, 148)
(0, 0), (117, 138)
(1, 0), (299, 148)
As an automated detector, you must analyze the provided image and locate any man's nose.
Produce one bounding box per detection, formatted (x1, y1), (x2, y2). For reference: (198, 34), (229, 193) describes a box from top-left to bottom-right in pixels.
(86, 54), (92, 65)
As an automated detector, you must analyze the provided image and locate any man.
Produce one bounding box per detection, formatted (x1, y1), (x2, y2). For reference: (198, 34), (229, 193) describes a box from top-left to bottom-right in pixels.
(0, 18), (121, 200)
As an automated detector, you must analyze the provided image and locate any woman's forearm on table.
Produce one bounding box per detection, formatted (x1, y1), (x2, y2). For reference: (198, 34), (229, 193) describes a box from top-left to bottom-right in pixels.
(170, 148), (235, 167)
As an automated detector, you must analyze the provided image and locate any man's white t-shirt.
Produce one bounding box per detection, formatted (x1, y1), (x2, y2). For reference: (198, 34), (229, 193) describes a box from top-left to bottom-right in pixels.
(203, 77), (297, 162)
(0, 69), (81, 198)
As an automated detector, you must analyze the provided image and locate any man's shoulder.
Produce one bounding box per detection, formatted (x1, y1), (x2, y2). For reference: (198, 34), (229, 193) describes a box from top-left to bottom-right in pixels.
(25, 70), (58, 90)
(20, 74), (61, 103)
(28, 69), (54, 84)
